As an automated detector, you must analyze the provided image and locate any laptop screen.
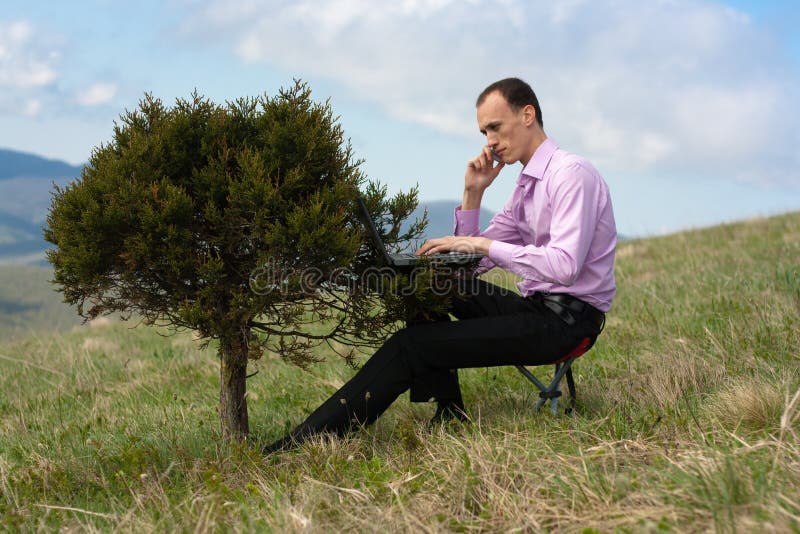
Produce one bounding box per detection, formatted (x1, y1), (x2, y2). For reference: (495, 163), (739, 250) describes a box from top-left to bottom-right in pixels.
(355, 197), (395, 265)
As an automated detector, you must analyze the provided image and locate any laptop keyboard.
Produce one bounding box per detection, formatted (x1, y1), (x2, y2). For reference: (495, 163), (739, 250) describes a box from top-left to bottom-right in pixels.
(390, 252), (479, 260)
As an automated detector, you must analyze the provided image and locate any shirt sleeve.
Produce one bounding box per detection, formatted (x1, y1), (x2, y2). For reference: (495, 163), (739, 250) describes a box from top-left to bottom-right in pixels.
(454, 200), (522, 274)
(486, 163), (601, 286)
(454, 199), (522, 239)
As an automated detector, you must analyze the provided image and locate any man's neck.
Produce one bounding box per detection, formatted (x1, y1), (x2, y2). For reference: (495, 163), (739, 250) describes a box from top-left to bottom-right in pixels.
(520, 131), (548, 166)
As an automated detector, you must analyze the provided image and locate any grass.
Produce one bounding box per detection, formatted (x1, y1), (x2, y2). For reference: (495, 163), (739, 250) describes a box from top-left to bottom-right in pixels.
(1, 211), (799, 532)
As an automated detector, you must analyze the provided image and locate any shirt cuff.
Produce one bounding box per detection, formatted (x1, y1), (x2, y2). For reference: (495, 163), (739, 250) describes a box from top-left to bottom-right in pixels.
(454, 205), (481, 236)
(487, 240), (516, 270)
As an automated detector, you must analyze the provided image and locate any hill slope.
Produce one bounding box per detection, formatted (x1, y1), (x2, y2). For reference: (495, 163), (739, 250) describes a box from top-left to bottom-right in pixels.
(0, 211), (798, 531)
(0, 264), (81, 341)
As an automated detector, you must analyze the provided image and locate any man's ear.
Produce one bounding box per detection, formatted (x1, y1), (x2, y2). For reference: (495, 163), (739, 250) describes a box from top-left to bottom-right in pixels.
(521, 104), (537, 127)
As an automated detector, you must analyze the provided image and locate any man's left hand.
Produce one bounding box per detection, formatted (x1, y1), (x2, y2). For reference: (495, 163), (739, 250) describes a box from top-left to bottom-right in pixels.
(416, 236), (492, 256)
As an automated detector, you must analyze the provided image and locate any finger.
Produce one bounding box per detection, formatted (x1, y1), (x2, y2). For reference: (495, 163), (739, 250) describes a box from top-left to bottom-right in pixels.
(416, 242), (434, 255)
(425, 236), (456, 255)
(417, 237), (446, 255)
(427, 244), (449, 255)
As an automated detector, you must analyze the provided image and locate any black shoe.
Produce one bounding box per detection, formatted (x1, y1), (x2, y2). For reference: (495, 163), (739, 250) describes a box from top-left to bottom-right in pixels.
(429, 401), (468, 426)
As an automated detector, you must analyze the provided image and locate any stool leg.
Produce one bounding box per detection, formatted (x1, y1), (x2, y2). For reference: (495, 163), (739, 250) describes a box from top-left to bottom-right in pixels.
(550, 363), (562, 415)
(518, 359), (576, 415)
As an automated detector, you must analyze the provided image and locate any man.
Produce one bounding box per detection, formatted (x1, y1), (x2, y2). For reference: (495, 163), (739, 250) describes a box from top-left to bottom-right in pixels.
(264, 77), (616, 453)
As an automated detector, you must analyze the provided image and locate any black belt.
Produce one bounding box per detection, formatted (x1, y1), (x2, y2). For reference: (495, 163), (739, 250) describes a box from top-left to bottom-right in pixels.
(530, 292), (605, 330)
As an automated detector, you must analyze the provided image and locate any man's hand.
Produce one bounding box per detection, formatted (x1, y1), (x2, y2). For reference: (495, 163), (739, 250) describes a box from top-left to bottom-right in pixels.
(416, 236), (492, 256)
(463, 146), (505, 209)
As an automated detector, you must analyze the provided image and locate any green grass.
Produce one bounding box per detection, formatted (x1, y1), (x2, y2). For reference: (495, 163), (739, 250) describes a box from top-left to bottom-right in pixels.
(1, 212), (799, 532)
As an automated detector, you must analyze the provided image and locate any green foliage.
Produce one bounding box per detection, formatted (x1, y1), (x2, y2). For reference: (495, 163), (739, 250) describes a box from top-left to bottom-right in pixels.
(44, 80), (431, 366)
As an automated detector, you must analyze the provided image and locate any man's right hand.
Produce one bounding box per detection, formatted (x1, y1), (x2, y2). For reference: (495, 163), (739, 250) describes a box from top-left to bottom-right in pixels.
(463, 146), (504, 209)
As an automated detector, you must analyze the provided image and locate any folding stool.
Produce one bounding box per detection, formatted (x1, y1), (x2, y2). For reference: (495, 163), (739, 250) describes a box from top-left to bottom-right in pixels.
(515, 336), (594, 415)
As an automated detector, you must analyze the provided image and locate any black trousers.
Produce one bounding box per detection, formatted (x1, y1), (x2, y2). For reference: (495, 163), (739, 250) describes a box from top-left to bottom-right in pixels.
(274, 279), (604, 443)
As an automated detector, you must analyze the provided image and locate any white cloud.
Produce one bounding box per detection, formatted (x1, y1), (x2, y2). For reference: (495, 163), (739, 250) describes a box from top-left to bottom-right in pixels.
(0, 20), (58, 89)
(23, 99), (41, 117)
(0, 19), (118, 118)
(76, 83), (118, 107)
(182, 0), (799, 185)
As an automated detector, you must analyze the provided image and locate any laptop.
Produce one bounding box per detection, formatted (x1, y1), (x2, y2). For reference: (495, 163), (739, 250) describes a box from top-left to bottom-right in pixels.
(356, 197), (484, 268)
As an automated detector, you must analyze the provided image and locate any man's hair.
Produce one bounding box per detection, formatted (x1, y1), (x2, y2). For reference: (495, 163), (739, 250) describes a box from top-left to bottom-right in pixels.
(476, 78), (543, 128)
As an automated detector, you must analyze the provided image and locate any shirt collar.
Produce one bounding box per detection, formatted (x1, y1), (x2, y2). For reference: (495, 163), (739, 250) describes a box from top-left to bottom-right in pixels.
(517, 138), (558, 185)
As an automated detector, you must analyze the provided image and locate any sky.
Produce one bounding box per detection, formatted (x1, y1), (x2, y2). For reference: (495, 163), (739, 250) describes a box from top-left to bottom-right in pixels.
(0, 0), (798, 237)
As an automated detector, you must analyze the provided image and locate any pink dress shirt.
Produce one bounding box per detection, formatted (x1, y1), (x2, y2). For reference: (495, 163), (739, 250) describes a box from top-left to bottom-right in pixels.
(454, 138), (617, 312)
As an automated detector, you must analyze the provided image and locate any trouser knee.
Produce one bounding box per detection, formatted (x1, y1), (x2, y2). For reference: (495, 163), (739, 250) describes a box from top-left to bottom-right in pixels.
(386, 327), (432, 378)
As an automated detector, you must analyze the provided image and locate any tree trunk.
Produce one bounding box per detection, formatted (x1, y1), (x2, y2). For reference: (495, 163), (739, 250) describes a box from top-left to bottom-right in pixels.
(218, 330), (250, 441)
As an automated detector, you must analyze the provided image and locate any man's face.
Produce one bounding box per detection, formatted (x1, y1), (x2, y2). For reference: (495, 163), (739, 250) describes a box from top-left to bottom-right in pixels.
(476, 91), (536, 164)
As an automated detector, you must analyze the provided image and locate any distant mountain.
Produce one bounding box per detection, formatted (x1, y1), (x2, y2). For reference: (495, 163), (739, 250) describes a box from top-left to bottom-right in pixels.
(0, 149), (84, 265)
(0, 148), (83, 181)
(0, 146), (501, 265)
(410, 200), (496, 241)
(414, 200), (626, 242)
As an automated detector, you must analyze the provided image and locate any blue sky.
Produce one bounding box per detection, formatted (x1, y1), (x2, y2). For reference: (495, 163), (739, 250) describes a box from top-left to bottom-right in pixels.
(1, 0), (798, 237)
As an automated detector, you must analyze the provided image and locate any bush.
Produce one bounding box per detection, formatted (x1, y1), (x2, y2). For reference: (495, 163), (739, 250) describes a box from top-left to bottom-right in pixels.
(45, 81), (427, 440)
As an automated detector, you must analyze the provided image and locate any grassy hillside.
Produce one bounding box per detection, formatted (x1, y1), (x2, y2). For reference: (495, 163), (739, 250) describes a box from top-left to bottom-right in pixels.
(1, 212), (798, 532)
(0, 264), (81, 341)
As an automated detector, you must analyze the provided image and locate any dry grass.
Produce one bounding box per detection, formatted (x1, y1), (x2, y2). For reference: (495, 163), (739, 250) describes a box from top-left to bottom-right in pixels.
(707, 376), (788, 432)
(641, 349), (728, 410)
